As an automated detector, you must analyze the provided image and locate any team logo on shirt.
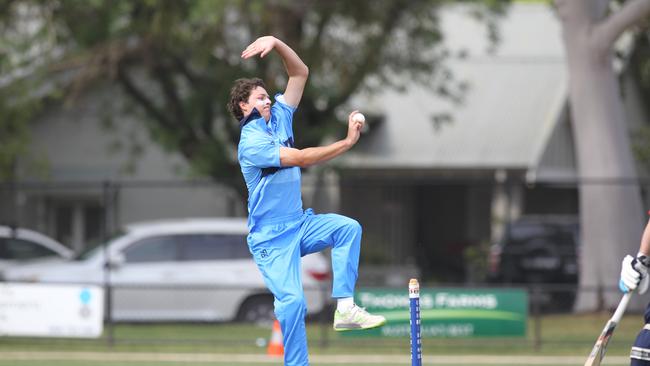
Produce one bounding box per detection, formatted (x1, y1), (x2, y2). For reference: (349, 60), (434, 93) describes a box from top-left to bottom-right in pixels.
(260, 249), (269, 258)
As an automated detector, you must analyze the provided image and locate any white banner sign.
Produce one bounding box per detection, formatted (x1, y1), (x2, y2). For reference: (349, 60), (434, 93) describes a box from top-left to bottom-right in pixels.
(0, 283), (104, 338)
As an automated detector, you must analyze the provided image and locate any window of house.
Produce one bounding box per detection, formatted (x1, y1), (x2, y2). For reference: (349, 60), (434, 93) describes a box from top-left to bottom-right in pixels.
(84, 205), (103, 245)
(54, 204), (74, 247)
(50, 200), (104, 253)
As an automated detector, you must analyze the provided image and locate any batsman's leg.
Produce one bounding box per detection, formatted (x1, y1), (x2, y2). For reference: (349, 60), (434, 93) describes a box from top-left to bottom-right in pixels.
(631, 304), (650, 365)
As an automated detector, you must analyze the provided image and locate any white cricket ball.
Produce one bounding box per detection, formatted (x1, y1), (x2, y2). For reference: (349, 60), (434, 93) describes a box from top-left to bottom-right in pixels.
(353, 113), (365, 123)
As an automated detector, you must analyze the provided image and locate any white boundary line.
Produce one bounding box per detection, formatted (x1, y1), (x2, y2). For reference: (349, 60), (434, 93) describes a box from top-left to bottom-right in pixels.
(0, 352), (632, 364)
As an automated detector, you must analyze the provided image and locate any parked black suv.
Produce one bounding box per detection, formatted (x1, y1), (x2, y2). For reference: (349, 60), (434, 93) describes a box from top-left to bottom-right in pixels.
(488, 215), (579, 285)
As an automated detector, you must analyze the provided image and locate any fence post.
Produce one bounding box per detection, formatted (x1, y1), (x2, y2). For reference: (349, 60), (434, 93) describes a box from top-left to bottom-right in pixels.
(9, 160), (18, 229)
(102, 180), (115, 347)
(532, 285), (542, 351)
(319, 283), (329, 348)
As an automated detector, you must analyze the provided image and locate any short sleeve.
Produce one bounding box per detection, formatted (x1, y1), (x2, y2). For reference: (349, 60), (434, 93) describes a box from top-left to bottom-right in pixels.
(239, 130), (281, 168)
(273, 94), (296, 132)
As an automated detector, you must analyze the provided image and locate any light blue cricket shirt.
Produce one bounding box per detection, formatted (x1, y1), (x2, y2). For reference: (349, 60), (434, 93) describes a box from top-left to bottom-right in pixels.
(238, 94), (303, 230)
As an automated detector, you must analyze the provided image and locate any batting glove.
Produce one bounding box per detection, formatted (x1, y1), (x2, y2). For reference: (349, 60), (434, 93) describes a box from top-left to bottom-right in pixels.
(620, 253), (650, 294)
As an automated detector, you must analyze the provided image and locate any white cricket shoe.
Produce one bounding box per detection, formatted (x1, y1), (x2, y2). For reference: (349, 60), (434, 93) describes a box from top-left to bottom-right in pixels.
(333, 304), (386, 331)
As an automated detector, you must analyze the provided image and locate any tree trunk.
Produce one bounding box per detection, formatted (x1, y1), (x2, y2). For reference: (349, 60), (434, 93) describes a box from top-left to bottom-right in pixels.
(556, 0), (650, 311)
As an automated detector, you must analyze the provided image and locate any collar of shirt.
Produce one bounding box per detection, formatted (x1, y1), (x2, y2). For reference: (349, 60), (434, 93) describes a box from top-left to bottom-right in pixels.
(239, 108), (263, 129)
(239, 107), (278, 135)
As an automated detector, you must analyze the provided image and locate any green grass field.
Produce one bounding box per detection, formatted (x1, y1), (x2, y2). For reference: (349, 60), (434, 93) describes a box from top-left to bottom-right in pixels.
(0, 362), (627, 366)
(0, 312), (644, 365)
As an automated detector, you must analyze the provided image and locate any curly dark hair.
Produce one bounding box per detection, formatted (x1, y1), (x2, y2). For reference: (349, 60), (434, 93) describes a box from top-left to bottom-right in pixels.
(227, 78), (267, 121)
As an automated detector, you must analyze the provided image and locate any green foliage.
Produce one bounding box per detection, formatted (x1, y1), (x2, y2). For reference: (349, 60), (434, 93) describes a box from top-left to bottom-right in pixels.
(463, 241), (490, 283)
(0, 0), (511, 193)
(0, 78), (44, 180)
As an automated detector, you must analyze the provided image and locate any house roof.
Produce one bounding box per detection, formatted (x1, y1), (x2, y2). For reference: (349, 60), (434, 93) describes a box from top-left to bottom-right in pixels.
(341, 3), (569, 176)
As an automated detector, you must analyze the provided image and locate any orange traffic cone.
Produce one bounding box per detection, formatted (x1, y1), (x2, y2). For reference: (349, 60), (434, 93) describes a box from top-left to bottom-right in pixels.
(267, 319), (284, 357)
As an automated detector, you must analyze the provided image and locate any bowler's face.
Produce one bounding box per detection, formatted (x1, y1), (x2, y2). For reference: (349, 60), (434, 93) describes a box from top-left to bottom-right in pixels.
(245, 87), (271, 121)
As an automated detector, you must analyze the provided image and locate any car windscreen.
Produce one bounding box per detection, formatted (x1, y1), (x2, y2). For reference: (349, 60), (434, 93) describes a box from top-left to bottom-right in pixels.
(508, 223), (577, 247)
(74, 230), (126, 261)
(0, 238), (60, 259)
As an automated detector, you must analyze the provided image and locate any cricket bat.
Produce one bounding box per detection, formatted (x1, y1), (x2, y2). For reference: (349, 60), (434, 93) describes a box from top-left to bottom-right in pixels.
(584, 292), (632, 366)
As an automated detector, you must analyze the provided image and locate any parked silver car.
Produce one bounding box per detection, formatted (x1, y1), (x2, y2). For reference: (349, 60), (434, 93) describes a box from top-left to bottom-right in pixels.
(0, 225), (74, 278)
(3, 218), (331, 323)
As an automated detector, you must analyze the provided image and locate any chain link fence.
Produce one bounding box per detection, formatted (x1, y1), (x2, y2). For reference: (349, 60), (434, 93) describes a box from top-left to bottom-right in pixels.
(0, 178), (648, 353)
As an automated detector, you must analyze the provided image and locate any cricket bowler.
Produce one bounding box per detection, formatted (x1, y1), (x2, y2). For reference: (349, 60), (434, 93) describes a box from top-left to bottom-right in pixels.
(228, 35), (386, 366)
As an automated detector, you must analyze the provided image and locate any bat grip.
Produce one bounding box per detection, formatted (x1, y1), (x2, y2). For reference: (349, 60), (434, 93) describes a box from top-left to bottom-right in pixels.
(611, 292), (632, 323)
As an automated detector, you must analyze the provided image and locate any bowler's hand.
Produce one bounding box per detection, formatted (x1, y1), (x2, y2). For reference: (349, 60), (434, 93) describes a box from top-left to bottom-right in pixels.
(345, 111), (364, 146)
(241, 36), (277, 59)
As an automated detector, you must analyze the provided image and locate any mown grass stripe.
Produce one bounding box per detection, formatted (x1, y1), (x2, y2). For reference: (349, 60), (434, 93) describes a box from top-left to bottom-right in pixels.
(379, 309), (524, 322)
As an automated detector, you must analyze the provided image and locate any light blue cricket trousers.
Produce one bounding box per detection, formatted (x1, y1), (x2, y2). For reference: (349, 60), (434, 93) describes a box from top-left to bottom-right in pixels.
(247, 209), (362, 366)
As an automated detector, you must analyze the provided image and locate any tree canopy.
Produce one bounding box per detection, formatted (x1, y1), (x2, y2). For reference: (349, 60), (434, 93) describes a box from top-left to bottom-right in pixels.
(0, 0), (510, 193)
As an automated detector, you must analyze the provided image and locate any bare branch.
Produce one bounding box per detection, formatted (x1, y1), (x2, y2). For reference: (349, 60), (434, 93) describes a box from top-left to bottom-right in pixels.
(151, 62), (186, 128)
(305, 6), (333, 67)
(592, 0), (650, 50)
(116, 64), (174, 131)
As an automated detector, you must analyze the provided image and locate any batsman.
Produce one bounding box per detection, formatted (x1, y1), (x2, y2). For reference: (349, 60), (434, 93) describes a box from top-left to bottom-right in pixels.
(620, 213), (650, 365)
(228, 35), (386, 366)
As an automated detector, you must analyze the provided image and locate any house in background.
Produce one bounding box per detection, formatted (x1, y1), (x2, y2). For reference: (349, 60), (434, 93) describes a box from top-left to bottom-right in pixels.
(335, 2), (649, 283)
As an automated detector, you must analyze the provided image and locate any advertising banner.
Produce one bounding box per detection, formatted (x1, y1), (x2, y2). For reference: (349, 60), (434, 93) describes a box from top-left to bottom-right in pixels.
(0, 283), (104, 338)
(345, 287), (527, 338)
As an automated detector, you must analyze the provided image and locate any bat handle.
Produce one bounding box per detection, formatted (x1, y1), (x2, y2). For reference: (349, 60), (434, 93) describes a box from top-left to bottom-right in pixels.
(611, 292), (632, 323)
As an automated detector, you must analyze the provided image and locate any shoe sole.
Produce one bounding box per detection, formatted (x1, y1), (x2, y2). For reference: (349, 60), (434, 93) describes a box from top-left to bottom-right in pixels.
(333, 319), (387, 332)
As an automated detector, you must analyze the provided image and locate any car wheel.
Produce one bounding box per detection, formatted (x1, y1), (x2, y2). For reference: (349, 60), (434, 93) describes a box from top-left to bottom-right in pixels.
(237, 295), (275, 326)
